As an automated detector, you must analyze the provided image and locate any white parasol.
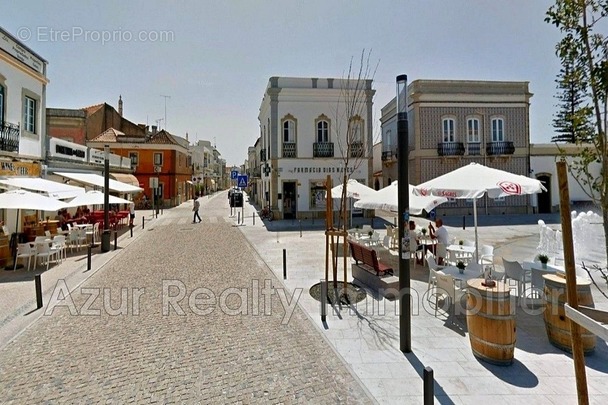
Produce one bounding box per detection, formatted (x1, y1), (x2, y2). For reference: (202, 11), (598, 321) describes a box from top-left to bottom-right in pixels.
(354, 181), (448, 215)
(65, 190), (132, 207)
(413, 163), (546, 260)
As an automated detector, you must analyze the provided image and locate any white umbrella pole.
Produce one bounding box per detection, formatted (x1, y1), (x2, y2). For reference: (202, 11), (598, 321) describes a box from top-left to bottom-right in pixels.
(350, 197), (353, 229)
(473, 197), (479, 263)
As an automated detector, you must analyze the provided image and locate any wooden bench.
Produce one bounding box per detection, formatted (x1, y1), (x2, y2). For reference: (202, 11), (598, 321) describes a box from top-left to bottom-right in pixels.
(348, 241), (393, 276)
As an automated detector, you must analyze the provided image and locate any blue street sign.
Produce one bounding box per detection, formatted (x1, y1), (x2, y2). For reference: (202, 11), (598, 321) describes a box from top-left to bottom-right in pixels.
(230, 170), (239, 180)
(237, 175), (248, 188)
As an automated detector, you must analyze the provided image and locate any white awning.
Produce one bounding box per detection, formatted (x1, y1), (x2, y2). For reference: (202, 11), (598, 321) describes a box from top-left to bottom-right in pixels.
(54, 172), (143, 193)
(0, 177), (86, 199)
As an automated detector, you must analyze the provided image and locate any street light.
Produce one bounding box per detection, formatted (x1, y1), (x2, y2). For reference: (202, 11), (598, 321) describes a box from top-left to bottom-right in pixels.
(396, 74), (411, 353)
(101, 145), (111, 252)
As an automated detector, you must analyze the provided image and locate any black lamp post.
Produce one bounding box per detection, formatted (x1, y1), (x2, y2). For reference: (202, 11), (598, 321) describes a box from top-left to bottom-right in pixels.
(101, 144), (111, 252)
(397, 74), (411, 353)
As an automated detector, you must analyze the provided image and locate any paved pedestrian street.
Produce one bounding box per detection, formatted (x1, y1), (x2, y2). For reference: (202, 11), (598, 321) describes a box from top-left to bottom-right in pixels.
(0, 195), (373, 403)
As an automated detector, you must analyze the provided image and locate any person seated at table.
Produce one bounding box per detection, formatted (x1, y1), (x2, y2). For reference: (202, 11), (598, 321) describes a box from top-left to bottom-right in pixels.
(75, 206), (83, 218)
(63, 209), (72, 221)
(55, 210), (68, 231)
(409, 221), (424, 265)
(429, 218), (449, 265)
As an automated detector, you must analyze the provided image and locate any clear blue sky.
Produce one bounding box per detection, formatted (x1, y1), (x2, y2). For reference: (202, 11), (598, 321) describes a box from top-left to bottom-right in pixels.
(3, 0), (562, 166)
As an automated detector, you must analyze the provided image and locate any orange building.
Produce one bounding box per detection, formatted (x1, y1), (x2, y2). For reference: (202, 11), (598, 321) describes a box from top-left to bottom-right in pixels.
(87, 127), (193, 207)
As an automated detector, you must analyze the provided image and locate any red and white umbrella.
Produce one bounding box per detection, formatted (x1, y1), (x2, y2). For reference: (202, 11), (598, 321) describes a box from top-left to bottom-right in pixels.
(413, 163), (546, 261)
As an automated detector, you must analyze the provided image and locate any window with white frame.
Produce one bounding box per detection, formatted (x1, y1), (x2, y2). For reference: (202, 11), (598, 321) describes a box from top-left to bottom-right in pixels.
(491, 118), (504, 142)
(385, 129), (392, 149)
(317, 120), (329, 142)
(24, 96), (36, 133)
(129, 152), (139, 167)
(467, 118), (480, 143)
(442, 118), (455, 142)
(351, 118), (363, 143)
(154, 152), (163, 166)
(283, 120), (295, 143)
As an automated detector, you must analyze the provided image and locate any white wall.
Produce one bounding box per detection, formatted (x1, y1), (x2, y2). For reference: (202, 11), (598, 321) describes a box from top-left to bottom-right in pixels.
(1, 35), (47, 159)
(531, 155), (601, 204)
(278, 159), (368, 213)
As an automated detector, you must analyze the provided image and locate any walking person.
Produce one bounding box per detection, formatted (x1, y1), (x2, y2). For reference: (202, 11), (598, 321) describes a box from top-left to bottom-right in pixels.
(192, 194), (202, 223)
(129, 202), (135, 226)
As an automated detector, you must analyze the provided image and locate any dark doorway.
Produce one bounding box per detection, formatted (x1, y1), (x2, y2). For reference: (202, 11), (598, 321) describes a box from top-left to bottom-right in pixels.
(374, 178), (380, 190)
(537, 174), (551, 213)
(283, 182), (297, 219)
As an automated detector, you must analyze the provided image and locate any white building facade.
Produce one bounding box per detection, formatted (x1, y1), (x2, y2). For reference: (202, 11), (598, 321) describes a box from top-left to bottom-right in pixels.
(530, 143), (602, 213)
(257, 77), (375, 219)
(0, 26), (48, 160)
(190, 140), (223, 194)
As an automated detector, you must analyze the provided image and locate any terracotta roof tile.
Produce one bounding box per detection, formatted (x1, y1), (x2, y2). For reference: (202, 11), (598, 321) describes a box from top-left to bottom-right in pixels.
(89, 127), (124, 142)
(147, 129), (179, 145)
(82, 103), (105, 114)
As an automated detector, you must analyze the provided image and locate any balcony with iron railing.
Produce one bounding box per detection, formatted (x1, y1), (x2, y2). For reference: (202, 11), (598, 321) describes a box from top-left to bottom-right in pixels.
(381, 150), (396, 161)
(0, 122), (20, 153)
(466, 143), (481, 156)
(282, 142), (296, 158)
(350, 142), (364, 158)
(486, 141), (515, 156)
(437, 142), (465, 157)
(313, 142), (334, 158)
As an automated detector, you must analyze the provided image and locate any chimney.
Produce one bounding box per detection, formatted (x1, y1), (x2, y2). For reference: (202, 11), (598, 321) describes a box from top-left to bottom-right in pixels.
(118, 95), (123, 116)
(151, 125), (157, 134)
(186, 132), (189, 142)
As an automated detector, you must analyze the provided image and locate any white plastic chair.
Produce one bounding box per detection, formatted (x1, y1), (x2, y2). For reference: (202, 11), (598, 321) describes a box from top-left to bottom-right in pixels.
(466, 262), (484, 277)
(14, 243), (36, 271)
(434, 273), (466, 321)
(51, 235), (67, 262)
(426, 252), (445, 292)
(480, 245), (494, 267)
(529, 267), (553, 299)
(67, 229), (80, 252)
(85, 224), (96, 245)
(502, 258), (530, 300)
(409, 238), (423, 271)
(36, 243), (58, 271)
(79, 227), (89, 247)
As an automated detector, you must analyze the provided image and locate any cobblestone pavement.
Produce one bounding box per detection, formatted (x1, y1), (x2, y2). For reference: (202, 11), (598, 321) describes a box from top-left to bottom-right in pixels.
(0, 194), (373, 404)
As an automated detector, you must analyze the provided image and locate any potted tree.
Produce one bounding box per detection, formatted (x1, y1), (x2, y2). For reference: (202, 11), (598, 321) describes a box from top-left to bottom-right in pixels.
(537, 254), (550, 269)
(459, 240), (464, 246)
(456, 261), (466, 274)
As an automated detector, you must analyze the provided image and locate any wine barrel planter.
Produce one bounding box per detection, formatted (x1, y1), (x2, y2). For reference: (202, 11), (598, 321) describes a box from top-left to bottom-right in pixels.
(543, 274), (596, 354)
(466, 279), (515, 365)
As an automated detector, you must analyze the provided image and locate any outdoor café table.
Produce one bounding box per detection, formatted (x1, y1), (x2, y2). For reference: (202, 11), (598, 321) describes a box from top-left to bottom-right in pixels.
(522, 261), (563, 273)
(438, 266), (481, 287)
(418, 235), (436, 256)
(447, 244), (476, 264)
